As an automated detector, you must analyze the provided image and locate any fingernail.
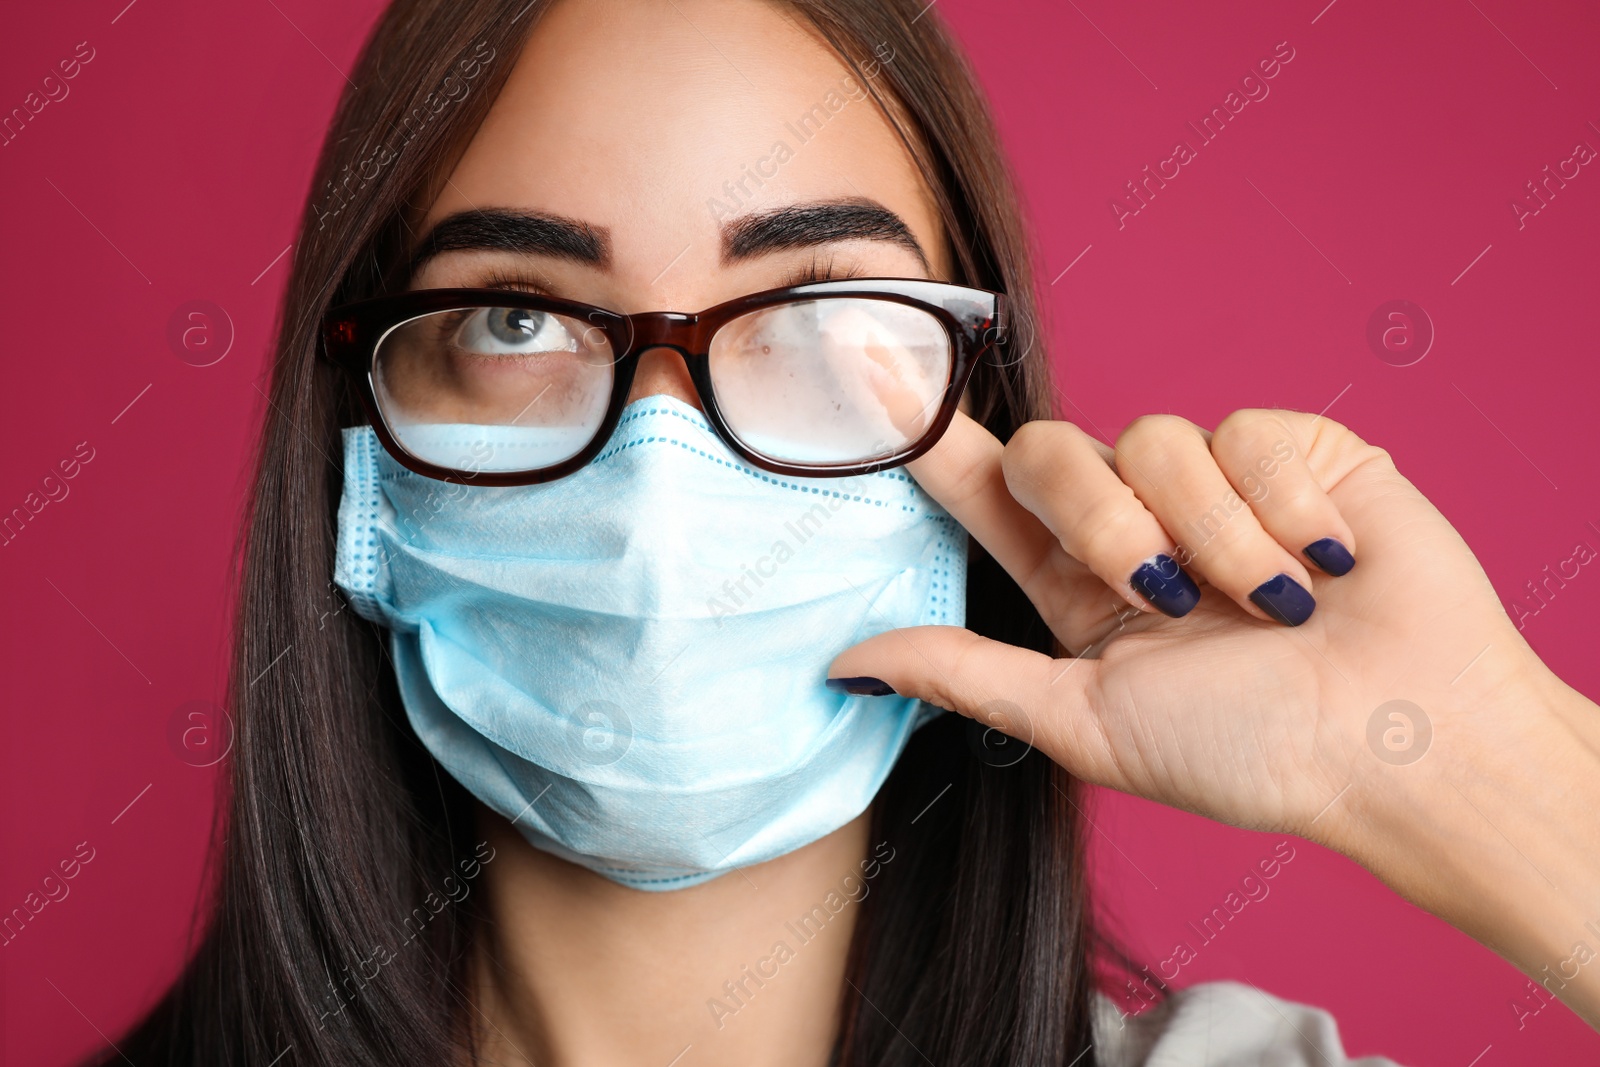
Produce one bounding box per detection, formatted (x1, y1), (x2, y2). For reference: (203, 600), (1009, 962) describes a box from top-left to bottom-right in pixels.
(826, 676), (897, 696)
(1249, 574), (1317, 626)
(1128, 553), (1201, 618)
(1303, 537), (1355, 577)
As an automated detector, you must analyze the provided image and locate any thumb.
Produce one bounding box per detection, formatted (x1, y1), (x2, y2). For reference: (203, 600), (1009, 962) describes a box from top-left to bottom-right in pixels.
(827, 625), (1120, 787)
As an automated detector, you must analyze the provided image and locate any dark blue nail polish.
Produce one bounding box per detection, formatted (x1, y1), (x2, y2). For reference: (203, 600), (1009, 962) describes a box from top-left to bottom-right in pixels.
(826, 676), (897, 696)
(1303, 537), (1355, 577)
(1128, 553), (1201, 618)
(1249, 574), (1317, 626)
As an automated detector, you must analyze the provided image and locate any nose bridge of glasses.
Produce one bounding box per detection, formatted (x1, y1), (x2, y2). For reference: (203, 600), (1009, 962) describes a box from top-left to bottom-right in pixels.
(623, 315), (706, 411)
(621, 310), (705, 358)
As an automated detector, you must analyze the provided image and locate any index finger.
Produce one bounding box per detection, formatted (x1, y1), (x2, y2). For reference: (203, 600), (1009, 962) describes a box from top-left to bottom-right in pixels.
(904, 408), (1063, 598)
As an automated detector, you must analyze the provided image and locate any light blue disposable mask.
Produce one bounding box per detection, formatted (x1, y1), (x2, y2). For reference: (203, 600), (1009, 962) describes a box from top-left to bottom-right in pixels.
(334, 395), (966, 890)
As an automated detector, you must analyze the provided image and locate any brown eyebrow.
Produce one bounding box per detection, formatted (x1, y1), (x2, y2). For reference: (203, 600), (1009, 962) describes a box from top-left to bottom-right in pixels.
(408, 208), (611, 277)
(720, 198), (930, 270)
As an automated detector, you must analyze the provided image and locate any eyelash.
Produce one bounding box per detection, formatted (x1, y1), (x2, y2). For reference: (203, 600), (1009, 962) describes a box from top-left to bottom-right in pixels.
(779, 253), (863, 288)
(431, 269), (546, 335)
(474, 268), (549, 294)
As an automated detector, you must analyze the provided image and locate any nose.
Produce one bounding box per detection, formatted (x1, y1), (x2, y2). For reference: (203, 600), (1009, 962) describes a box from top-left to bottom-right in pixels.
(626, 346), (703, 411)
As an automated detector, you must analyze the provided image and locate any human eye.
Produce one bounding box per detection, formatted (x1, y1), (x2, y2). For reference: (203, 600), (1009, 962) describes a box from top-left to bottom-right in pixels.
(451, 307), (580, 359)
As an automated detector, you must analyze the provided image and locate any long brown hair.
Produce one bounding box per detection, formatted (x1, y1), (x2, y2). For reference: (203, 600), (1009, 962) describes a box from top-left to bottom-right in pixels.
(104, 1), (1103, 1063)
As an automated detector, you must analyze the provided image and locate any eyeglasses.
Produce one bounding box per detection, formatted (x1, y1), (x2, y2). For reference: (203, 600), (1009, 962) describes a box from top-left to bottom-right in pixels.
(320, 277), (1007, 485)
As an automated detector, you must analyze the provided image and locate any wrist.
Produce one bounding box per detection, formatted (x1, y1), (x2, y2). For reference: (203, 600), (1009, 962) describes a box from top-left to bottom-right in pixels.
(1331, 664), (1600, 1025)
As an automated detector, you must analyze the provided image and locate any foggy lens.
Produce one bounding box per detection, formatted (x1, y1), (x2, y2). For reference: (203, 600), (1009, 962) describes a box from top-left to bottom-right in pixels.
(372, 306), (614, 473)
(708, 298), (951, 466)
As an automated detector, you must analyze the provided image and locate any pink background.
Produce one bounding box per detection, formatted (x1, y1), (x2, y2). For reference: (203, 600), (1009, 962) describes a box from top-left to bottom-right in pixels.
(2, 0), (1597, 1063)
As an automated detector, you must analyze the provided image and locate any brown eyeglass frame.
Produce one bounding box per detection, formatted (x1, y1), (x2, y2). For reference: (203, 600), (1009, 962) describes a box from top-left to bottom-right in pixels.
(319, 277), (1007, 485)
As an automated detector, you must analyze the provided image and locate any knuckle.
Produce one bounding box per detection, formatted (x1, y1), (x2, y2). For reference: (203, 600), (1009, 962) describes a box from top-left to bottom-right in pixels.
(1341, 442), (1404, 489)
(1116, 414), (1201, 468)
(1350, 440), (1394, 471)
(1075, 495), (1152, 566)
(1308, 412), (1356, 441)
(1306, 421), (1396, 484)
(1003, 420), (1075, 479)
(1266, 485), (1326, 530)
(1004, 421), (1100, 505)
(1213, 407), (1280, 437)
(1303, 413), (1376, 467)
(1213, 410), (1296, 470)
(932, 630), (993, 714)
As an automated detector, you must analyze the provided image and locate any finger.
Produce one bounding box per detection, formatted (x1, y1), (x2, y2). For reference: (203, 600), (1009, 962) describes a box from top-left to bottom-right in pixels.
(903, 409), (1065, 601)
(823, 306), (940, 446)
(1114, 414), (1319, 626)
(1210, 409), (1357, 576)
(826, 625), (1125, 790)
(1001, 420), (1202, 618)
(861, 330), (940, 442)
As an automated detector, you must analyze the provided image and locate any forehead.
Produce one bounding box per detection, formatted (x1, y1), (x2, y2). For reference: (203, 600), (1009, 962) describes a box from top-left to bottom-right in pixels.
(421, 0), (946, 284)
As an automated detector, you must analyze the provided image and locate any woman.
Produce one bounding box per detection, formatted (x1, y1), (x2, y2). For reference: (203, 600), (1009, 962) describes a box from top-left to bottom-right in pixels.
(105, 0), (1600, 1064)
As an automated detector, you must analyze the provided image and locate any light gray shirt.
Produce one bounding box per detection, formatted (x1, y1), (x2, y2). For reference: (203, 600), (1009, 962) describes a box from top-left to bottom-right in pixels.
(1092, 982), (1405, 1066)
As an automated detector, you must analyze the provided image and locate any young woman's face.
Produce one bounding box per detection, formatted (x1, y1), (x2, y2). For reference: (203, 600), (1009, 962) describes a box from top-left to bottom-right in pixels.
(410, 0), (953, 413)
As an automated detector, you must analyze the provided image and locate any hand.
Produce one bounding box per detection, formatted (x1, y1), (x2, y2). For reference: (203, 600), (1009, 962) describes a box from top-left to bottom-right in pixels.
(829, 408), (1600, 1025)
(834, 406), (1530, 836)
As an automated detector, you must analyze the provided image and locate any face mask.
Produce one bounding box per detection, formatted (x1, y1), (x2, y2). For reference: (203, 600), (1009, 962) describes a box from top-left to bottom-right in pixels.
(333, 395), (966, 890)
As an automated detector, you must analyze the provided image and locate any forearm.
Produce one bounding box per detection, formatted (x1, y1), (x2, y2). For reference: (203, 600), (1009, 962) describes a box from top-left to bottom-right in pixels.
(1340, 669), (1600, 1029)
